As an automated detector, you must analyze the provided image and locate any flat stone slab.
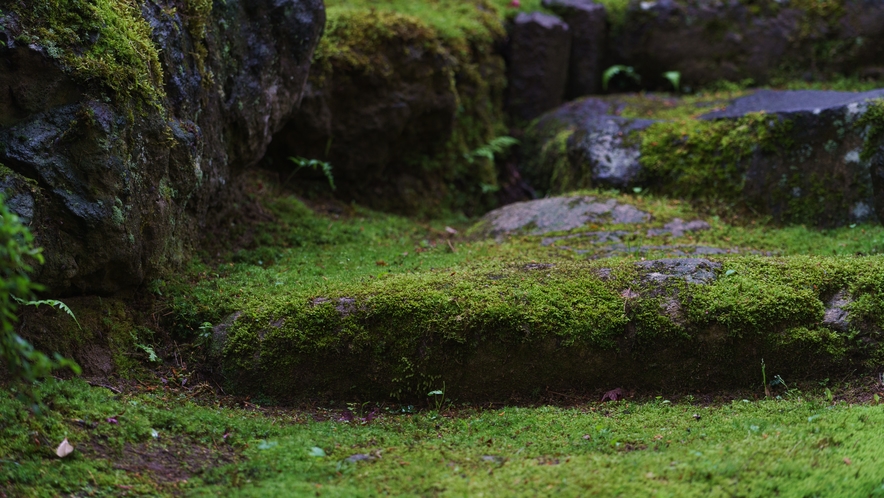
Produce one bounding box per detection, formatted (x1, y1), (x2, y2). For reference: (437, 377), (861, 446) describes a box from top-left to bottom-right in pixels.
(522, 89), (884, 226)
(472, 195), (649, 238)
(701, 89), (884, 119)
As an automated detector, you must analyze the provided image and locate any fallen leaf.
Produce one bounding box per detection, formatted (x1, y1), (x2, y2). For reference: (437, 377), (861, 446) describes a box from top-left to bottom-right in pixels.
(56, 438), (74, 458)
(601, 388), (623, 402)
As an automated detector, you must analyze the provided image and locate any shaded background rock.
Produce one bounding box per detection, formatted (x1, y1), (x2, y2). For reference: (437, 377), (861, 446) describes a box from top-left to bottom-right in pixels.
(608, 0), (884, 89)
(470, 194), (649, 238)
(506, 11), (571, 121)
(0, 0), (325, 295)
(265, 6), (509, 216)
(541, 0), (607, 98)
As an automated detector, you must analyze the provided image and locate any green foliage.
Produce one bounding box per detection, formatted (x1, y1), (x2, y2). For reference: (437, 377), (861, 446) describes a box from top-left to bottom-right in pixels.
(12, 296), (80, 330)
(602, 64), (640, 91)
(12, 0), (165, 106)
(0, 196), (80, 405)
(286, 157), (336, 191)
(465, 136), (519, 163)
(663, 71), (681, 92)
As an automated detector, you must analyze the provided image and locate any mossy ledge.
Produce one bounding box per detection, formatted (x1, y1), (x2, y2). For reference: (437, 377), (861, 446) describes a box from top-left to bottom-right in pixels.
(211, 255), (884, 402)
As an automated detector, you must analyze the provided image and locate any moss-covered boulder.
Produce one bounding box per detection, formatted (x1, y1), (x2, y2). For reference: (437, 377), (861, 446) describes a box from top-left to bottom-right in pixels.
(211, 255), (884, 401)
(522, 89), (884, 226)
(0, 0), (324, 294)
(265, 1), (509, 216)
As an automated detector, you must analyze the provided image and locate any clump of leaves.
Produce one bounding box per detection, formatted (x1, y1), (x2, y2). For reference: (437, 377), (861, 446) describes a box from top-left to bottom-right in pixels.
(0, 195), (80, 410)
(465, 136), (519, 163)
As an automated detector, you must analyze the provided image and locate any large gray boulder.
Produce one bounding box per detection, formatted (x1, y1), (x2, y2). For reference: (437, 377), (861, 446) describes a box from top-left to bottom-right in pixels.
(0, 0), (325, 294)
(521, 89), (884, 226)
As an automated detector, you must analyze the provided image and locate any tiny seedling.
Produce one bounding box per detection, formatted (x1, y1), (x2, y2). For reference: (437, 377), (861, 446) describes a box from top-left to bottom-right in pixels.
(286, 157), (336, 190)
(602, 65), (640, 91)
(663, 71), (681, 92)
(428, 382), (446, 412)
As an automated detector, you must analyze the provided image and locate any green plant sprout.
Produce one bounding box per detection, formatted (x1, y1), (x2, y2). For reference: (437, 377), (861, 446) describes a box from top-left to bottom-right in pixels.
(602, 65), (640, 91)
(428, 381), (446, 411)
(663, 71), (681, 92)
(286, 157), (336, 191)
(465, 136), (519, 163)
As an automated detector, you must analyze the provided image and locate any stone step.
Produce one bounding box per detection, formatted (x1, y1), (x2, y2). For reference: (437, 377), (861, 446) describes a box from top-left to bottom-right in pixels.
(522, 90), (884, 226)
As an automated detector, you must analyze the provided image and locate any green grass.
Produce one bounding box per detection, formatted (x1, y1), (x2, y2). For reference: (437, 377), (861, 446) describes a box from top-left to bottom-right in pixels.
(3, 378), (884, 496)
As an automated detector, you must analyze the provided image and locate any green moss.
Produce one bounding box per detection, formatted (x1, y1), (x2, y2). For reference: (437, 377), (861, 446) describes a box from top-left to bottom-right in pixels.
(857, 98), (884, 162)
(184, 245), (884, 400)
(312, 3), (508, 214)
(639, 112), (793, 209)
(12, 0), (165, 107)
(5, 378), (884, 495)
(183, 0), (214, 85)
(618, 91), (751, 121)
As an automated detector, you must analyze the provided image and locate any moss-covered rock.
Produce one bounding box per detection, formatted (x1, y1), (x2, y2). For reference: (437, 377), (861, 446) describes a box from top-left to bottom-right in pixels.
(266, 1), (509, 216)
(210, 254), (884, 401)
(0, 0), (325, 294)
(521, 89), (884, 226)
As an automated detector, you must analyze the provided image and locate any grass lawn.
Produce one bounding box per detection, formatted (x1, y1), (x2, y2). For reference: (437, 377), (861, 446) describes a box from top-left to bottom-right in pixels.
(3, 378), (884, 496)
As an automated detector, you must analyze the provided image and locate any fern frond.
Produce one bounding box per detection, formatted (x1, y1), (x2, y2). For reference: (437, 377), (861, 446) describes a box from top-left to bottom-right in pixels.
(13, 296), (82, 330)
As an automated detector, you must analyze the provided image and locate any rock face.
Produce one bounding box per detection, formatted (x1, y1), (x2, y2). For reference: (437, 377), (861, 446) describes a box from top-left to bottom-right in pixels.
(610, 0), (884, 88)
(541, 0), (607, 98)
(506, 12), (571, 121)
(0, 1), (324, 294)
(522, 89), (884, 226)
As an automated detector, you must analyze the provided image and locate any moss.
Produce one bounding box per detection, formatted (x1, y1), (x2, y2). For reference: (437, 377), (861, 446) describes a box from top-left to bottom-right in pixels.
(639, 112), (793, 211)
(201, 251), (884, 400)
(182, 0), (214, 85)
(311, 3), (508, 214)
(11, 0), (165, 107)
(857, 98), (884, 162)
(618, 91), (751, 121)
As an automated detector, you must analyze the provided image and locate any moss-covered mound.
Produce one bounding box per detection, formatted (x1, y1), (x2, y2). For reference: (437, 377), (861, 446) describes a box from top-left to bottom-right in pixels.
(159, 190), (884, 402)
(209, 255), (881, 401)
(267, 0), (515, 215)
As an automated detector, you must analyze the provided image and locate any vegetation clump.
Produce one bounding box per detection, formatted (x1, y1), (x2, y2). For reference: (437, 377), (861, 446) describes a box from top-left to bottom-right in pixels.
(9, 0), (165, 107)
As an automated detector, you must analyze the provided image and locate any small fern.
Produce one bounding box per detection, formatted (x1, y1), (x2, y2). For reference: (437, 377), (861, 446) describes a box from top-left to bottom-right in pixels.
(287, 157), (336, 191)
(12, 296), (81, 330)
(465, 136), (519, 163)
